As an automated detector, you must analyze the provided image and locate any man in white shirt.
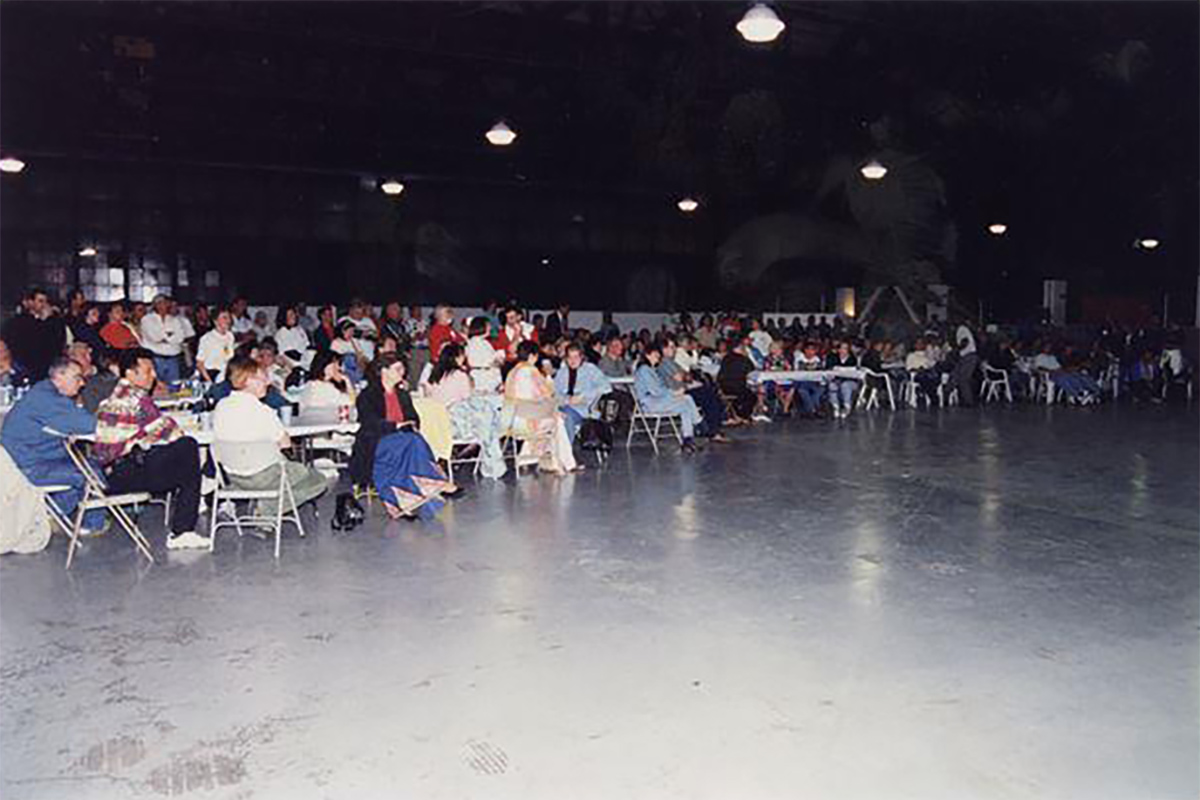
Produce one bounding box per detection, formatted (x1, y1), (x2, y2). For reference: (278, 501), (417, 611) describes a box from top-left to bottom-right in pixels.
(196, 309), (237, 383)
(212, 356), (328, 520)
(139, 294), (187, 384)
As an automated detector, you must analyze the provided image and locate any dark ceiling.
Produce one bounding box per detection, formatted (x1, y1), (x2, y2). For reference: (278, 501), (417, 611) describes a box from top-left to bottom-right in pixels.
(1, 1), (1197, 314)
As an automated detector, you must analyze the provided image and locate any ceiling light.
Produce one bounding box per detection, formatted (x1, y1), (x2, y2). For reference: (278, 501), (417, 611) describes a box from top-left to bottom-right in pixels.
(0, 157), (26, 174)
(541, 258), (551, 266)
(859, 160), (888, 180)
(736, 4), (785, 43)
(380, 180), (405, 196)
(677, 197), (700, 213)
(1135, 237), (1160, 250)
(485, 121), (517, 147)
(988, 223), (1008, 235)
(78, 246), (97, 257)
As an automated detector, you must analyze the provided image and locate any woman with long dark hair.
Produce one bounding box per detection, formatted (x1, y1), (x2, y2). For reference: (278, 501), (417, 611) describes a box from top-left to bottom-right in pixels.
(426, 343), (507, 479)
(352, 352), (456, 520)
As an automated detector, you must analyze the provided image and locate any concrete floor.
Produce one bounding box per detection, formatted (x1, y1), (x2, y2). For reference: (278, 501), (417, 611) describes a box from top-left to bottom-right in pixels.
(1, 405), (1197, 800)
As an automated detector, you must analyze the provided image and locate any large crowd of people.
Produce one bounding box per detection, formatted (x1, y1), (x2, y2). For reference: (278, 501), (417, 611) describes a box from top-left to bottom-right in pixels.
(0, 286), (1194, 552)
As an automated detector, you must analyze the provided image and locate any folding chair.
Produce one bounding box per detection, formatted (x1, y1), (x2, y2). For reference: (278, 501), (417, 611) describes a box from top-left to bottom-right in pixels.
(54, 434), (155, 569)
(936, 373), (959, 407)
(501, 423), (553, 475)
(625, 394), (683, 455)
(209, 440), (306, 559)
(446, 437), (484, 483)
(981, 364), (1014, 404)
(857, 370), (896, 411)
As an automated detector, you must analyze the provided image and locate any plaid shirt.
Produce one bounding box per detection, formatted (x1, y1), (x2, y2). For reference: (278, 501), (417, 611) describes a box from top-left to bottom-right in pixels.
(94, 379), (181, 465)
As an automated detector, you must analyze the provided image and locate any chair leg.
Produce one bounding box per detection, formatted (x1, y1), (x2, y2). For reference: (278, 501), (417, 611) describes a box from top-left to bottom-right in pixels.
(65, 503), (87, 570)
(209, 490), (219, 552)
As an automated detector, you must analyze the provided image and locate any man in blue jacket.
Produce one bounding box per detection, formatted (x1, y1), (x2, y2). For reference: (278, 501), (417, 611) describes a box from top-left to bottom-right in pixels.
(1, 357), (105, 532)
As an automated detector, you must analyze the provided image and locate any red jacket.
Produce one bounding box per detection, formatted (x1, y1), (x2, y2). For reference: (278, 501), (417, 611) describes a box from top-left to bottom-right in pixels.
(428, 322), (464, 361)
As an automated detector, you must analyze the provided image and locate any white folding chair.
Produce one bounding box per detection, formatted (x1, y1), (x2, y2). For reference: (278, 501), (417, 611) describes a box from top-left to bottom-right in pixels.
(209, 440), (306, 559)
(446, 437), (483, 482)
(501, 422), (553, 475)
(936, 373), (959, 407)
(625, 394), (682, 455)
(981, 364), (1013, 404)
(55, 434), (155, 569)
(857, 369), (896, 411)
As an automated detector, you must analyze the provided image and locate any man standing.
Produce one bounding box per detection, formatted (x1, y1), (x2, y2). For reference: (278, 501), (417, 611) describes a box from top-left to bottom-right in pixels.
(95, 349), (208, 549)
(1, 357), (107, 533)
(139, 294), (187, 384)
(954, 322), (980, 407)
(2, 288), (67, 382)
(544, 303), (570, 344)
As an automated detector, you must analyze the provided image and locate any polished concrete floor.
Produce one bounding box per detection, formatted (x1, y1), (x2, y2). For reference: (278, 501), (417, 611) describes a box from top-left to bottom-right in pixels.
(2, 405), (1197, 799)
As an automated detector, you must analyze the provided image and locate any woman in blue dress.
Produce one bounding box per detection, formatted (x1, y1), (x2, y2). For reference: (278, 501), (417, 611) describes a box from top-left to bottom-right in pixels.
(633, 343), (701, 454)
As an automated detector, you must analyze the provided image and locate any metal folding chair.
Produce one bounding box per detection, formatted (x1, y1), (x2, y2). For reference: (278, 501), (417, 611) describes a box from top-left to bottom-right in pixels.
(209, 440), (306, 559)
(54, 433), (155, 569)
(625, 394), (682, 455)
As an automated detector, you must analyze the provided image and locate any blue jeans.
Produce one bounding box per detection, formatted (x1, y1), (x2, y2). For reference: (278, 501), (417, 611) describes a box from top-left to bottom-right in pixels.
(153, 355), (181, 384)
(829, 379), (859, 412)
(559, 405), (585, 442)
(23, 459), (106, 529)
(796, 382), (826, 414)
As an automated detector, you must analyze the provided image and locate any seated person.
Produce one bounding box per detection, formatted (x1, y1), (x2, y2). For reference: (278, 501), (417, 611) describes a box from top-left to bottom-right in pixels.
(825, 340), (860, 419)
(95, 349), (207, 549)
(598, 338), (630, 378)
(207, 343), (291, 411)
(196, 308), (236, 383)
(351, 352), (457, 519)
(792, 341), (828, 417)
(465, 316), (503, 393)
(904, 338), (941, 403)
(505, 341), (579, 473)
(660, 337), (728, 438)
(330, 320), (372, 379)
(300, 350), (357, 415)
(79, 350), (120, 414)
(760, 340), (795, 417)
(99, 302), (141, 351)
(716, 339), (758, 422)
(633, 343), (702, 454)
(212, 356), (329, 520)
(553, 342), (612, 442)
(0, 357), (106, 534)
(425, 344), (507, 479)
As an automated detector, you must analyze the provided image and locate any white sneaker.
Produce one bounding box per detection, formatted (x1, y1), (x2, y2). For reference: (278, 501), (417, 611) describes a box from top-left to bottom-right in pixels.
(167, 531), (211, 550)
(752, 414), (772, 423)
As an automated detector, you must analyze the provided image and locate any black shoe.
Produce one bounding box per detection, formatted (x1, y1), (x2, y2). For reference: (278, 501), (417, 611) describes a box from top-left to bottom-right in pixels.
(332, 493), (361, 531)
(681, 440), (698, 455)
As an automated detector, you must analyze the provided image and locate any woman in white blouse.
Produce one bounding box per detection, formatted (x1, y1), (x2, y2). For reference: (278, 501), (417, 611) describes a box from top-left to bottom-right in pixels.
(504, 341), (578, 474)
(300, 350), (357, 414)
(274, 305), (311, 369)
(465, 316), (503, 394)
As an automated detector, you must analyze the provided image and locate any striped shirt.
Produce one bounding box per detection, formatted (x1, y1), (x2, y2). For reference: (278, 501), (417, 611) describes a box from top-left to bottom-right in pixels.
(94, 379), (181, 465)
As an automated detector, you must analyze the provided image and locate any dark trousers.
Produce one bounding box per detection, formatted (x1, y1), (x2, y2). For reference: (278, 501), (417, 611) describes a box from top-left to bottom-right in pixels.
(106, 437), (201, 535)
(687, 385), (725, 436)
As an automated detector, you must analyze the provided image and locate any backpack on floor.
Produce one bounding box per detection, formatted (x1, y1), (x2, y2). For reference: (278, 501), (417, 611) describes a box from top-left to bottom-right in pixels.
(578, 419), (614, 453)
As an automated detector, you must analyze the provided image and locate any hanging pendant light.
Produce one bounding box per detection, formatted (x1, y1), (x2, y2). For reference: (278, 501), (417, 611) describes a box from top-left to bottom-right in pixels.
(988, 223), (1008, 235)
(380, 180), (405, 196)
(677, 197), (700, 213)
(0, 156), (26, 173)
(736, 4), (785, 43)
(859, 160), (888, 180)
(485, 121), (517, 147)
